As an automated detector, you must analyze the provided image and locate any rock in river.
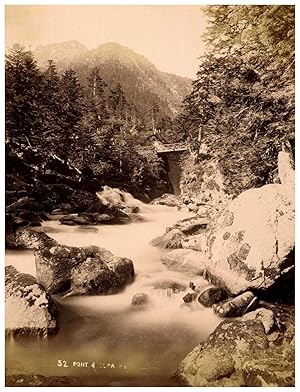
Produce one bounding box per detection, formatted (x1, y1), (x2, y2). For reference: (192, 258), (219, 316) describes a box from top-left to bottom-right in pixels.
(5, 266), (58, 336)
(197, 285), (228, 307)
(150, 228), (184, 249)
(161, 249), (208, 276)
(9, 228), (135, 297)
(60, 211), (131, 226)
(175, 305), (294, 387)
(30, 230), (135, 296)
(131, 293), (149, 306)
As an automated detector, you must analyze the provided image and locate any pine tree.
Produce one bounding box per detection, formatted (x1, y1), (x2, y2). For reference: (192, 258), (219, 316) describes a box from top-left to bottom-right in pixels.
(59, 69), (83, 162)
(5, 44), (44, 147)
(86, 67), (108, 128)
(177, 5), (295, 195)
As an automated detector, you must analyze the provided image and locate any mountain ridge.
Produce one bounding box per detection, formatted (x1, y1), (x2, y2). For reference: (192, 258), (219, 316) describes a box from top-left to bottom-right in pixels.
(33, 41), (192, 117)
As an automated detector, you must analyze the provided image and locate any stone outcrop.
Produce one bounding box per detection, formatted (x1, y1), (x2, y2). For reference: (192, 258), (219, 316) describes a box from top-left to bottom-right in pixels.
(180, 157), (228, 205)
(151, 213), (211, 250)
(205, 183), (294, 295)
(161, 249), (208, 276)
(150, 229), (184, 249)
(7, 228), (135, 297)
(5, 266), (58, 336)
(151, 193), (184, 208)
(175, 306), (294, 387)
(35, 241), (135, 297)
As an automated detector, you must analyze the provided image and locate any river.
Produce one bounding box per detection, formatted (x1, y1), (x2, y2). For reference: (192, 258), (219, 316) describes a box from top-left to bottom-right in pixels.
(5, 198), (221, 386)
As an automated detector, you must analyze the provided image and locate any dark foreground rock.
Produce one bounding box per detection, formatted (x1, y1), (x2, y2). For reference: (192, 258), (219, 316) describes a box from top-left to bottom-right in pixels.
(8, 228), (135, 297)
(5, 266), (58, 336)
(213, 291), (258, 317)
(175, 305), (294, 387)
(59, 211), (131, 226)
(5, 371), (80, 387)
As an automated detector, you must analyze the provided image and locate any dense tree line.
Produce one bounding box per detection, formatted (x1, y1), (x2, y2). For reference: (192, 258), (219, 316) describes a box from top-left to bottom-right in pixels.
(176, 5), (295, 195)
(5, 44), (172, 198)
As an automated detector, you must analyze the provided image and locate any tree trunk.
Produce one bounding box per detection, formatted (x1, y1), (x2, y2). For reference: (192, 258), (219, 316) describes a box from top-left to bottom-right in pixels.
(278, 143), (294, 187)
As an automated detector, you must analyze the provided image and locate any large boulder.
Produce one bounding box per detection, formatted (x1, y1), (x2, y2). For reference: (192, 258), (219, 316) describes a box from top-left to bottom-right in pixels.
(175, 306), (294, 387)
(181, 233), (207, 251)
(150, 228), (184, 249)
(5, 266), (57, 336)
(7, 228), (135, 297)
(26, 230), (135, 296)
(6, 197), (43, 213)
(6, 227), (57, 249)
(151, 214), (210, 250)
(205, 183), (294, 295)
(161, 249), (208, 276)
(167, 215), (209, 235)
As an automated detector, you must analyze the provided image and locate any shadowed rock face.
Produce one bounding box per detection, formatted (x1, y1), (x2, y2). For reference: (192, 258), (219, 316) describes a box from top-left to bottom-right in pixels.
(35, 241), (135, 297)
(5, 372), (80, 387)
(5, 266), (58, 336)
(175, 306), (294, 387)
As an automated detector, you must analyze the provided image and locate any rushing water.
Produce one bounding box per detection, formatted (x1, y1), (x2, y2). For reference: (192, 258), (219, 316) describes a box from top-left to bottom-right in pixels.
(5, 198), (221, 386)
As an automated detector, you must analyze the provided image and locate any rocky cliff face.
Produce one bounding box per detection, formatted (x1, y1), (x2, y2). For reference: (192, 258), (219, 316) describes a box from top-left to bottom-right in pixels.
(180, 156), (228, 204)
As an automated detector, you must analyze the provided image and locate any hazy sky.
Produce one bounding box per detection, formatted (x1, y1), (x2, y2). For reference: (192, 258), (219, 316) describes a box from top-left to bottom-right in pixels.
(5, 5), (208, 78)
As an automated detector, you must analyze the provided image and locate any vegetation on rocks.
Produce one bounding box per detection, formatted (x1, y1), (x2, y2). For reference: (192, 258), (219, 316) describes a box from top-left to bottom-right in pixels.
(175, 305), (294, 387)
(176, 5), (295, 197)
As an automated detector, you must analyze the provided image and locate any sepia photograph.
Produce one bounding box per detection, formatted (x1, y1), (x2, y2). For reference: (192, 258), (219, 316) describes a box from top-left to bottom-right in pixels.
(4, 2), (295, 388)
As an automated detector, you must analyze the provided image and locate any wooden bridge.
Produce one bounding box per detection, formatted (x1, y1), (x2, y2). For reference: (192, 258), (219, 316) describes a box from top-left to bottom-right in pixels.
(153, 141), (189, 154)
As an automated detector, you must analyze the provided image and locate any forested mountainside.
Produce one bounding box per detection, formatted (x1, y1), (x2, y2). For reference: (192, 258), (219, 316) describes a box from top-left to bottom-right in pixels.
(6, 42), (193, 214)
(5, 5), (295, 388)
(34, 41), (192, 123)
(5, 6), (294, 210)
(178, 5), (295, 198)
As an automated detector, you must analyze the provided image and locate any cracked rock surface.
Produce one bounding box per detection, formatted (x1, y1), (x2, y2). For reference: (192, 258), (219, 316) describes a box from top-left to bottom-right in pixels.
(205, 183), (294, 295)
(175, 305), (294, 387)
(5, 265), (58, 336)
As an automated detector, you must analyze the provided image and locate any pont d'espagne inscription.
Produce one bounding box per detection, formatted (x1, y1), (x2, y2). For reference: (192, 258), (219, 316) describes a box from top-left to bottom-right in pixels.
(57, 359), (128, 371)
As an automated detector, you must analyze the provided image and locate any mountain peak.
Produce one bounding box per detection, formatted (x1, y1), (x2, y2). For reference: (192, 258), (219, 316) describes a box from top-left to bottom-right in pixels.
(34, 40), (88, 68)
(92, 42), (154, 69)
(32, 40), (192, 116)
